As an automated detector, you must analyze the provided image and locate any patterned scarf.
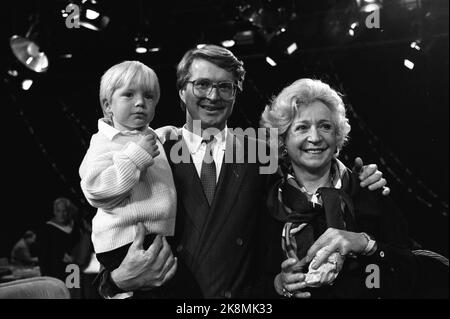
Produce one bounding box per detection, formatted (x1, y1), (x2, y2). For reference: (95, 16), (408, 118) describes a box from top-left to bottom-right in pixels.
(268, 159), (359, 261)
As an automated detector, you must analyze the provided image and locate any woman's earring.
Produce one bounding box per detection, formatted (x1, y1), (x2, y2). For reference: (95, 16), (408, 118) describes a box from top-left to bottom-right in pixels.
(281, 146), (288, 157)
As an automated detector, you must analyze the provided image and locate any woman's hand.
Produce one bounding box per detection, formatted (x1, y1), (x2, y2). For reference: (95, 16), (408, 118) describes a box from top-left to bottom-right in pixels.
(110, 222), (177, 292)
(354, 157), (390, 195)
(275, 258), (311, 299)
(305, 228), (368, 269)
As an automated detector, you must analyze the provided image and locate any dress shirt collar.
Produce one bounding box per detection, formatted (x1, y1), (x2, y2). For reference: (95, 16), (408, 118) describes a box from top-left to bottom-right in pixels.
(181, 125), (228, 154)
(98, 118), (151, 141)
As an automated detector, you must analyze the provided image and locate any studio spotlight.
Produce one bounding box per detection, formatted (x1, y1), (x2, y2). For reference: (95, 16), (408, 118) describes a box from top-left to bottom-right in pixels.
(286, 42), (297, 55)
(9, 14), (49, 73)
(135, 36), (149, 54)
(78, 1), (110, 31)
(356, 0), (383, 13)
(221, 40), (236, 48)
(266, 56), (277, 67)
(410, 41), (421, 51)
(404, 59), (414, 70)
(21, 79), (33, 91)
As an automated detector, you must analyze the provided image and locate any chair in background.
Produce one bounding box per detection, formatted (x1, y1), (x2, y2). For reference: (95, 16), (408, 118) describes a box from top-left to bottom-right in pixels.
(0, 276), (70, 299)
(413, 249), (449, 299)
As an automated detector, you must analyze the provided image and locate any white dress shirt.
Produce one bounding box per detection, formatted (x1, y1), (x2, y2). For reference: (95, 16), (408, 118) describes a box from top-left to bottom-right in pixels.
(181, 125), (227, 182)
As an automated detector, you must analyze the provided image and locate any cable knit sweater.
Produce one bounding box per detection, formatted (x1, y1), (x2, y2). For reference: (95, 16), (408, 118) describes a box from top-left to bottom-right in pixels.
(79, 119), (176, 253)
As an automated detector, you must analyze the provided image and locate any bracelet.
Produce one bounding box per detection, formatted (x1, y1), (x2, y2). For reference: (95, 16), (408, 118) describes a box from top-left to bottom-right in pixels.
(360, 232), (377, 256)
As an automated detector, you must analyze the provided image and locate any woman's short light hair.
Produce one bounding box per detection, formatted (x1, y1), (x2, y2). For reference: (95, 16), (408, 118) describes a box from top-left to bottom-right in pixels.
(99, 61), (160, 117)
(260, 78), (351, 155)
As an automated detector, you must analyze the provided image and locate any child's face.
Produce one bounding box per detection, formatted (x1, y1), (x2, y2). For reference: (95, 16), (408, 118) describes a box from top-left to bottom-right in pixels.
(106, 81), (157, 131)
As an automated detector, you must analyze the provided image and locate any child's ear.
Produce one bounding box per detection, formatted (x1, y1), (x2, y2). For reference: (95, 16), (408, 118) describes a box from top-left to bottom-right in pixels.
(102, 99), (112, 115)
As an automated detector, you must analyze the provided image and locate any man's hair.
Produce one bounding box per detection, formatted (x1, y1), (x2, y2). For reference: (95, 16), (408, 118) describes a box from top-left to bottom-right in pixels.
(176, 45), (246, 111)
(99, 60), (160, 117)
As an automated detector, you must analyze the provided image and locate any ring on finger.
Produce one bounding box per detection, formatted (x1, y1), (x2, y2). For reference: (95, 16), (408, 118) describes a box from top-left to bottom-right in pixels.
(282, 287), (293, 298)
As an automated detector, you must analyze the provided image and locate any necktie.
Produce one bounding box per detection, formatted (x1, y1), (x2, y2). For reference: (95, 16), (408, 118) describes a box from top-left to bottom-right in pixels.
(200, 139), (216, 206)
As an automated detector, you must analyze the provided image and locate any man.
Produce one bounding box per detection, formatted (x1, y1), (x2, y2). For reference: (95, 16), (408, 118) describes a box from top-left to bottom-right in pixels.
(95, 45), (389, 298)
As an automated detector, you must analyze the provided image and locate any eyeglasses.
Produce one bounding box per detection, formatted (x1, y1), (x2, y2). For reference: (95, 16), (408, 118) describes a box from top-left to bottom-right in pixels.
(187, 79), (237, 100)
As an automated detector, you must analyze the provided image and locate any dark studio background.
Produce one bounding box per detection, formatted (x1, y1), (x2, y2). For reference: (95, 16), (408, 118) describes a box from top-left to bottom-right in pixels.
(0, 0), (448, 260)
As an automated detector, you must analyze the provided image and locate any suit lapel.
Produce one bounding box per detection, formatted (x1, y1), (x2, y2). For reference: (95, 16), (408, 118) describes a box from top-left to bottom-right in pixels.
(171, 136), (210, 233)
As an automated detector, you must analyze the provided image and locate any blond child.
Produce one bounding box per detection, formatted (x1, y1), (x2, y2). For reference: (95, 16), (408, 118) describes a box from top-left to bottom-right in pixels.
(79, 61), (176, 291)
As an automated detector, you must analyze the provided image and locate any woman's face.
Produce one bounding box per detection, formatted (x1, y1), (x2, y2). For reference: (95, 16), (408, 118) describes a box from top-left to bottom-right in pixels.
(285, 100), (337, 175)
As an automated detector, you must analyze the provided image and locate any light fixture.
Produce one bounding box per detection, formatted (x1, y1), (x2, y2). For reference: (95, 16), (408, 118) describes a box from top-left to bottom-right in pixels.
(356, 0), (383, 13)
(266, 56), (277, 67)
(9, 14), (49, 73)
(410, 41), (421, 51)
(404, 59), (414, 70)
(286, 42), (298, 55)
(135, 36), (149, 54)
(78, 1), (110, 31)
(221, 40), (236, 48)
(21, 79), (33, 91)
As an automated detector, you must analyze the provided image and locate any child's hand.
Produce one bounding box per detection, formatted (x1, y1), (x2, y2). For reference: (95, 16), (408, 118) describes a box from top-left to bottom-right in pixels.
(137, 133), (160, 159)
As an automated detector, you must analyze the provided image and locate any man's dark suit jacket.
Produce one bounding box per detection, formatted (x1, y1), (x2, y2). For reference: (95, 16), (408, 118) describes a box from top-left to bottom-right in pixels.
(163, 129), (274, 298)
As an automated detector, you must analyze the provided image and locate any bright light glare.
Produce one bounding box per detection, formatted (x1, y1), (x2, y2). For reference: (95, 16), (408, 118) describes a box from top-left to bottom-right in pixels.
(86, 9), (100, 20)
(22, 79), (33, 90)
(404, 59), (414, 70)
(266, 56), (277, 67)
(286, 43), (297, 55)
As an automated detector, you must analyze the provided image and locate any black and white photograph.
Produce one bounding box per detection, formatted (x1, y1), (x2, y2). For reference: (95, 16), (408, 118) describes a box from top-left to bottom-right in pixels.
(0, 0), (448, 308)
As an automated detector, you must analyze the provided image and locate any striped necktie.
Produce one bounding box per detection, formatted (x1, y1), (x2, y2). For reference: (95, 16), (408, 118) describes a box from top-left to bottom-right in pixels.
(200, 139), (216, 206)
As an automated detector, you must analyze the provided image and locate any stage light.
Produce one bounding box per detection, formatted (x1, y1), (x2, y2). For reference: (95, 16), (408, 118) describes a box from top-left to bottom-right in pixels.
(134, 36), (150, 54)
(266, 56), (277, 67)
(410, 41), (421, 51)
(77, 1), (110, 31)
(221, 40), (235, 48)
(21, 79), (33, 91)
(86, 9), (100, 20)
(356, 0), (383, 13)
(10, 35), (49, 73)
(404, 59), (414, 70)
(286, 42), (297, 55)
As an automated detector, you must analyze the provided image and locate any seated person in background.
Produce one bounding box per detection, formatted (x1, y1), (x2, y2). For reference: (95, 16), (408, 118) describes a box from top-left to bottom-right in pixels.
(79, 61), (177, 298)
(11, 230), (38, 266)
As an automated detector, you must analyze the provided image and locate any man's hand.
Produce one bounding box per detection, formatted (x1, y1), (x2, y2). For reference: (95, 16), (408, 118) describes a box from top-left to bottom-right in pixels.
(353, 157), (390, 195)
(304, 228), (367, 269)
(155, 126), (179, 145)
(111, 223), (177, 291)
(137, 133), (160, 160)
(275, 258), (311, 299)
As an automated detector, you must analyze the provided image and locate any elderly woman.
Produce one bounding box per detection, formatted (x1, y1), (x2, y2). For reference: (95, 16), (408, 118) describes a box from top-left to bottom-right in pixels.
(260, 78), (420, 298)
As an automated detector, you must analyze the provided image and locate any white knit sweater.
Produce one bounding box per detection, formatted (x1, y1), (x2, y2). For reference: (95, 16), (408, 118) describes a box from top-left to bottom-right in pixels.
(79, 119), (176, 253)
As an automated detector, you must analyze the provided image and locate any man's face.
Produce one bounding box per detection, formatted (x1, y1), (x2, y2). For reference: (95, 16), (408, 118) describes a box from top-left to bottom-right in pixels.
(179, 59), (236, 131)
